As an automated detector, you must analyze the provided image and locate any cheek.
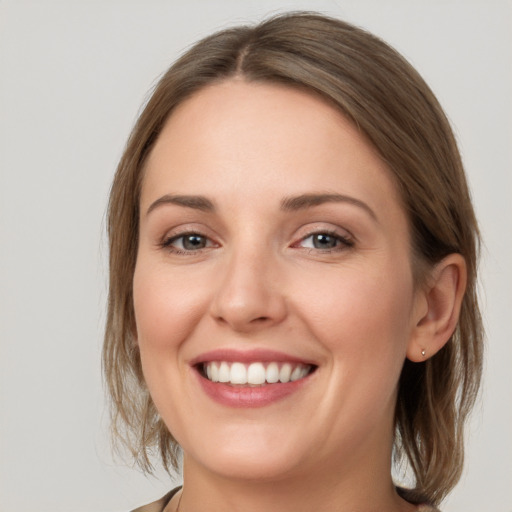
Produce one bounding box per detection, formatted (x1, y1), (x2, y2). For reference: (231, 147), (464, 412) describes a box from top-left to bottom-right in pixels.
(132, 261), (209, 352)
(132, 261), (209, 429)
(296, 261), (414, 369)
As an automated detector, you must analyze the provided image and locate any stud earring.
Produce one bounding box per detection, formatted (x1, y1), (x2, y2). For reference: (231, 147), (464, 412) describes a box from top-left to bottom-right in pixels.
(421, 349), (426, 357)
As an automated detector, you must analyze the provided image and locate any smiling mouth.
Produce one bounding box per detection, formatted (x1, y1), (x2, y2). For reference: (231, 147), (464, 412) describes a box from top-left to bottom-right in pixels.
(199, 361), (316, 386)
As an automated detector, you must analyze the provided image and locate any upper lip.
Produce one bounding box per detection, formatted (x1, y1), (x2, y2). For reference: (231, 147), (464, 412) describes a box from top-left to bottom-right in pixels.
(189, 348), (317, 367)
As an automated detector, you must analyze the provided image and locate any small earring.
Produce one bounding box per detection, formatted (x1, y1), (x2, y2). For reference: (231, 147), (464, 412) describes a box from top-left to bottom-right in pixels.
(421, 349), (426, 357)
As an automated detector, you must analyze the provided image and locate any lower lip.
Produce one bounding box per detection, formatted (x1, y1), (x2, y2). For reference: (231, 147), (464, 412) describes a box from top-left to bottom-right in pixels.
(194, 369), (311, 408)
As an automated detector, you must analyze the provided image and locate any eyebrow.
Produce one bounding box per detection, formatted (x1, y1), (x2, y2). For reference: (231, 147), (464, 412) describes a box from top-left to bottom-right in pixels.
(146, 192), (376, 220)
(280, 193), (377, 220)
(146, 194), (215, 216)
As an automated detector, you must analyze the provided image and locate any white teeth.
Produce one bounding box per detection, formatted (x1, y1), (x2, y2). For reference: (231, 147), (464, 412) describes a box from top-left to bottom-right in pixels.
(279, 363), (292, 383)
(247, 362), (266, 385)
(210, 362), (219, 382)
(266, 362), (280, 383)
(290, 365), (303, 381)
(203, 361), (312, 385)
(230, 362), (247, 384)
(218, 361), (230, 383)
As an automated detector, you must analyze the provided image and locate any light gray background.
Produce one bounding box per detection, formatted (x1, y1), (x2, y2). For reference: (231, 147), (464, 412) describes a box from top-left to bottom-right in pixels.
(1, 1), (510, 511)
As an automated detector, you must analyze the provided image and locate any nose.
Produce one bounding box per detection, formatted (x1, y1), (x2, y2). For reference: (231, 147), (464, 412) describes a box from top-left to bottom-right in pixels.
(210, 248), (287, 332)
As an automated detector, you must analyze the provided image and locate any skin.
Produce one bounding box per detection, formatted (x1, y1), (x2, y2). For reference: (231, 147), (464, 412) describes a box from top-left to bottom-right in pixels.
(133, 80), (464, 512)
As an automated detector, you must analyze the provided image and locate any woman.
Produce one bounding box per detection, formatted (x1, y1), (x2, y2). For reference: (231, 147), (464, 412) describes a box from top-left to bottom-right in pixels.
(103, 12), (483, 512)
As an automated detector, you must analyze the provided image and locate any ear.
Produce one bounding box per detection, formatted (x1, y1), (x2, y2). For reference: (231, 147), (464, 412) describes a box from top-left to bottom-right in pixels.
(407, 254), (467, 362)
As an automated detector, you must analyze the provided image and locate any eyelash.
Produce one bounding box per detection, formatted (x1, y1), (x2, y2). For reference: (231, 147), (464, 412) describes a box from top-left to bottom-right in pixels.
(160, 228), (354, 256)
(160, 231), (216, 255)
(295, 230), (354, 252)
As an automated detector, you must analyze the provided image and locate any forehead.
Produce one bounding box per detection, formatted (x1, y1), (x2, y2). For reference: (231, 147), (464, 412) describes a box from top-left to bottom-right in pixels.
(141, 80), (403, 218)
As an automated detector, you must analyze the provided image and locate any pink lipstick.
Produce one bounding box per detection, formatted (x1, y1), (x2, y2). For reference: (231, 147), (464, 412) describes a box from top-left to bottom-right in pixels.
(191, 349), (317, 408)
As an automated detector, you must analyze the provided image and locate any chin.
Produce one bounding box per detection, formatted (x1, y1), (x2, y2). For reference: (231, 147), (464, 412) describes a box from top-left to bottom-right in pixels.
(182, 425), (310, 482)
(191, 452), (302, 482)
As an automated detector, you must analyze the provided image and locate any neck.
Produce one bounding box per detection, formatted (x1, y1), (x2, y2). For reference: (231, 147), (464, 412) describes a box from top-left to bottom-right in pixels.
(178, 439), (415, 512)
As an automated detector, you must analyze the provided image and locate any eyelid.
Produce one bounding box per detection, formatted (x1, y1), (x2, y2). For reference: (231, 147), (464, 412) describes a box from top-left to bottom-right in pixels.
(291, 225), (355, 251)
(156, 223), (354, 254)
(158, 225), (220, 254)
(293, 223), (354, 241)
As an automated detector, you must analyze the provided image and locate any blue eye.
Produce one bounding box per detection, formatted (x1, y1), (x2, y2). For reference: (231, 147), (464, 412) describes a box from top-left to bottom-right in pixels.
(298, 232), (352, 250)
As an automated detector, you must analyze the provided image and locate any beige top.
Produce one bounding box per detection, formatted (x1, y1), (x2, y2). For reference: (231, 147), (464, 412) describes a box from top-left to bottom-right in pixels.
(131, 488), (178, 512)
(131, 488), (441, 512)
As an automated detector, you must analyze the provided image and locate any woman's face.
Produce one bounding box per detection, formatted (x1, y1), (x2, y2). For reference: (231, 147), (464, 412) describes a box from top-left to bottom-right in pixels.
(134, 80), (425, 481)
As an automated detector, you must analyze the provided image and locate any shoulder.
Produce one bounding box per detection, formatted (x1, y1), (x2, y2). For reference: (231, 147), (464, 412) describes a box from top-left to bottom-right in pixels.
(417, 505), (441, 512)
(130, 487), (181, 512)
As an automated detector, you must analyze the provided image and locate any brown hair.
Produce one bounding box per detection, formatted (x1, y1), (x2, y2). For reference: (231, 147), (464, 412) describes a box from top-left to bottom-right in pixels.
(103, 11), (483, 506)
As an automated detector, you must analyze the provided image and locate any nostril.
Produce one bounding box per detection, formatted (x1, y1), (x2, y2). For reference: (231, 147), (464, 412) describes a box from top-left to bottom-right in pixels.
(253, 316), (270, 322)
